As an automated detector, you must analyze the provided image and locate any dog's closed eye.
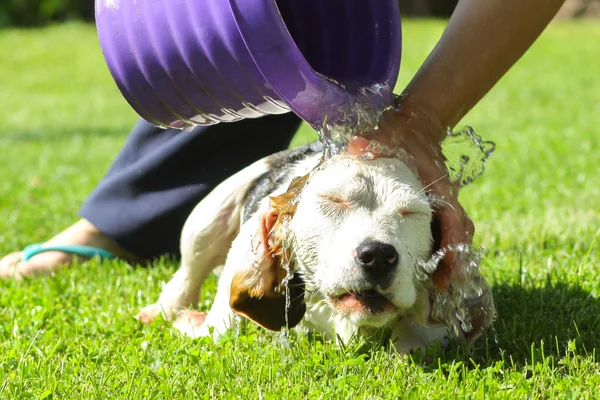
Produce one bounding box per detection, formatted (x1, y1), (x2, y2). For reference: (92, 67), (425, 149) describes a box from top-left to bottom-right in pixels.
(398, 203), (432, 219)
(317, 193), (351, 209)
(399, 209), (416, 217)
(398, 208), (424, 217)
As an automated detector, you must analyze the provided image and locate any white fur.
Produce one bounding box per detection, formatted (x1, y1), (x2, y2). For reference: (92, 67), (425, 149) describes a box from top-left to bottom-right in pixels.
(138, 150), (452, 352)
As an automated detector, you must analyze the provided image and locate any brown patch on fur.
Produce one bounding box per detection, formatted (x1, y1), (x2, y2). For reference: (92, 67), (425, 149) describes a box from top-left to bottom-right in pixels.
(230, 270), (305, 332)
(229, 172), (312, 331)
(267, 173), (311, 260)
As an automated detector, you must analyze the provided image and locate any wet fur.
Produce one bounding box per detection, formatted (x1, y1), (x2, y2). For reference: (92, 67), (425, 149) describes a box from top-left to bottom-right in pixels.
(137, 142), (455, 353)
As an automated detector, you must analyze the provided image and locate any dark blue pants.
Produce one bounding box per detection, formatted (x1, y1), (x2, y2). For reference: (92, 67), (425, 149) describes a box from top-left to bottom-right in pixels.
(79, 113), (303, 259)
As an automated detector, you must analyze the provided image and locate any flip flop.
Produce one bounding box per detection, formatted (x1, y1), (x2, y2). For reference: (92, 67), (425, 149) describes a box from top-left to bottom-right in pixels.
(21, 243), (117, 262)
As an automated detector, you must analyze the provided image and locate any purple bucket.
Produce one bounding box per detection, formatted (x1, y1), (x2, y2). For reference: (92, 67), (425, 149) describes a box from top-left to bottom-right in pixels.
(95, 0), (402, 130)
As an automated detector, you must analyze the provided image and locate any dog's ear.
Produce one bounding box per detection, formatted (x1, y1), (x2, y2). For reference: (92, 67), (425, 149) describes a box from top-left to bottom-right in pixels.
(229, 207), (306, 331)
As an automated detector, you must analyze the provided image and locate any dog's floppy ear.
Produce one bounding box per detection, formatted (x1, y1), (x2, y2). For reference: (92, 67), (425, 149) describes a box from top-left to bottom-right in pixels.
(229, 206), (306, 331)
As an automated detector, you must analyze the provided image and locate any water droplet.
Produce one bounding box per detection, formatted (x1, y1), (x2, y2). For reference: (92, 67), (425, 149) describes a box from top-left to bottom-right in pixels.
(361, 152), (376, 160)
(442, 126), (496, 187)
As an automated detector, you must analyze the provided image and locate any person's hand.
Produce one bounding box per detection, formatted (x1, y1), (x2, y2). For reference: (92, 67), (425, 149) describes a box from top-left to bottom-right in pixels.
(346, 97), (474, 292)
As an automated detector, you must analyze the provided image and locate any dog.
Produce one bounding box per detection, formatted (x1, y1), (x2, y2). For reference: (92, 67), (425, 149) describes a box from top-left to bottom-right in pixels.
(137, 141), (494, 353)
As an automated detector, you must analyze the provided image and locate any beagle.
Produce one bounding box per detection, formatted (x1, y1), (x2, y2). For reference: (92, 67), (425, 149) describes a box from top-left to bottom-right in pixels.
(137, 142), (494, 353)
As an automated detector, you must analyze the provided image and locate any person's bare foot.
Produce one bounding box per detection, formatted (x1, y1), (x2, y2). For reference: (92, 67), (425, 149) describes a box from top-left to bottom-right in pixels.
(0, 219), (143, 280)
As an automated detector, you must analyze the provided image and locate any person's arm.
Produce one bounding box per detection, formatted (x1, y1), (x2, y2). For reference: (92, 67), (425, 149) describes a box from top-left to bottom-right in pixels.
(349, 0), (566, 291)
(402, 0), (566, 132)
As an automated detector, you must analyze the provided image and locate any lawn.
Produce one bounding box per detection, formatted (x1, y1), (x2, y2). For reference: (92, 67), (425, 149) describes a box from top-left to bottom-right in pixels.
(1, 20), (599, 399)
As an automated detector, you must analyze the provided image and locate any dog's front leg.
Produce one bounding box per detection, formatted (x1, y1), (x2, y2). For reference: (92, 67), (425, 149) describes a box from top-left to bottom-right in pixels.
(136, 161), (266, 325)
(391, 316), (450, 354)
(136, 227), (233, 326)
(143, 247), (242, 340)
(172, 216), (266, 339)
(177, 269), (240, 340)
(171, 276), (240, 340)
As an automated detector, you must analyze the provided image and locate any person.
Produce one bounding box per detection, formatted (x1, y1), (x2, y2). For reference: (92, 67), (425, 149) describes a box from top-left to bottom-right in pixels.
(0, 0), (566, 289)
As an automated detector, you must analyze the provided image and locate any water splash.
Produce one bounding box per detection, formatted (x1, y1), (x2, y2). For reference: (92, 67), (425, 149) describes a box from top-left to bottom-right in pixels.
(358, 138), (411, 163)
(317, 83), (394, 159)
(416, 244), (495, 338)
(442, 127), (496, 187)
(315, 86), (496, 191)
(417, 243), (482, 276)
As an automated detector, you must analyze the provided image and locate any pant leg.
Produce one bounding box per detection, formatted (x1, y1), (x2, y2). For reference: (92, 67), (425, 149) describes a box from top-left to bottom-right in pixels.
(79, 113), (302, 259)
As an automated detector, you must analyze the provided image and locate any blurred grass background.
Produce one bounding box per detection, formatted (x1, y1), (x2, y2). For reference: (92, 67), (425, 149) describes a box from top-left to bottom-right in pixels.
(1, 9), (599, 400)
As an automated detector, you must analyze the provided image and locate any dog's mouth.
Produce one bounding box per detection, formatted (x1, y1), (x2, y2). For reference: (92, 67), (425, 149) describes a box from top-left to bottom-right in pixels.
(329, 289), (396, 315)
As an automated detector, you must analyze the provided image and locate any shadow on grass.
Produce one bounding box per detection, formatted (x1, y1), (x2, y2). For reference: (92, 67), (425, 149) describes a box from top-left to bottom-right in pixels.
(419, 281), (600, 368)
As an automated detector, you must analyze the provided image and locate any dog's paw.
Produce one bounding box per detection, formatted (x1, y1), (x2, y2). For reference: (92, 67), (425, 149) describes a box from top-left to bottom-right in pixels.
(136, 303), (168, 325)
(392, 316), (450, 354)
(172, 310), (209, 338)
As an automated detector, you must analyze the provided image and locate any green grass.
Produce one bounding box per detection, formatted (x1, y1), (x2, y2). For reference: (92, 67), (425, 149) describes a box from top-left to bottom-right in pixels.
(1, 20), (599, 399)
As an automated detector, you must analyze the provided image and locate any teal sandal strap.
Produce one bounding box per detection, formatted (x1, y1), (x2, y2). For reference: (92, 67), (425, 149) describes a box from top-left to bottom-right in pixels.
(22, 243), (117, 262)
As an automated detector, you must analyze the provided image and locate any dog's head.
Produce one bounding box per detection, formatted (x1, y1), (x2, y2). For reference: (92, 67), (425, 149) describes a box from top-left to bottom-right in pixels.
(229, 154), (442, 333)
(290, 155), (435, 328)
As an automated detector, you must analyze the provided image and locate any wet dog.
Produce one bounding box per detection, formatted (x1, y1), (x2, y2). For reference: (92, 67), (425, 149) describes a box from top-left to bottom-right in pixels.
(137, 142), (494, 353)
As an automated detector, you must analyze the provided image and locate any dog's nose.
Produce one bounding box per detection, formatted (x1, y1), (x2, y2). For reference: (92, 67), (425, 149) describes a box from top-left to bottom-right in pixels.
(355, 241), (398, 278)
